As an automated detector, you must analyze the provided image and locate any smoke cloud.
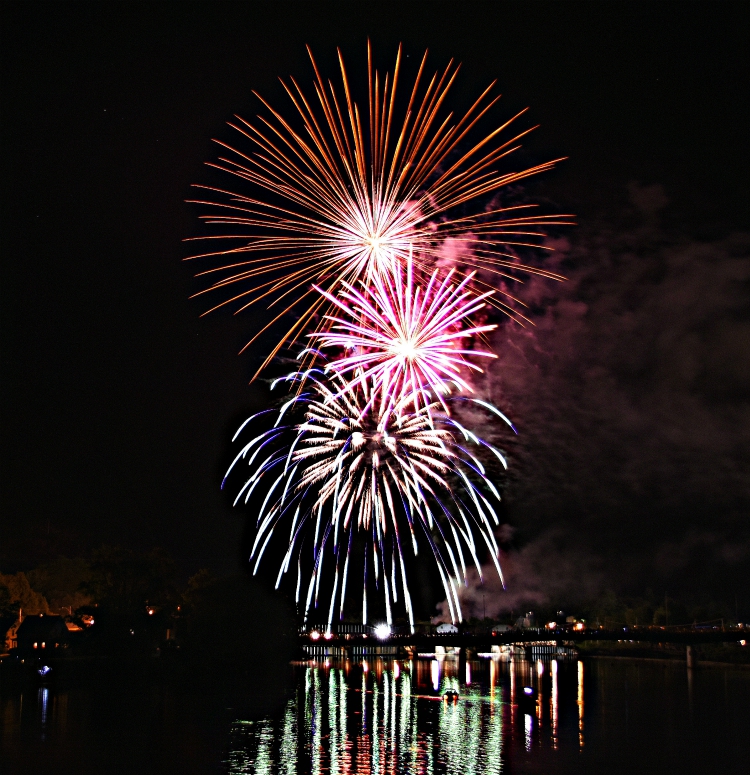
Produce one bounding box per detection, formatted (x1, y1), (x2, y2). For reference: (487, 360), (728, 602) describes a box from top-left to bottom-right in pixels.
(438, 184), (750, 617)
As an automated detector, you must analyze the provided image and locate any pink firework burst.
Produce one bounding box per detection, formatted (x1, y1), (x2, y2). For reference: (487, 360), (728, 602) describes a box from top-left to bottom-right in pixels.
(312, 249), (497, 417)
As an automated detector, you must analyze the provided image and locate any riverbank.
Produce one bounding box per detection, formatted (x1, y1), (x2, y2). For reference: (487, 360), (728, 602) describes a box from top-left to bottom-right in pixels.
(0, 649), (296, 704)
(585, 654), (750, 668)
(577, 639), (750, 666)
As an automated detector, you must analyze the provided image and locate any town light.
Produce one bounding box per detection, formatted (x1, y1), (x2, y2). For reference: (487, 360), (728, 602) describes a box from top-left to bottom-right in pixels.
(374, 623), (391, 640)
(309, 630), (321, 641)
(547, 622), (557, 630)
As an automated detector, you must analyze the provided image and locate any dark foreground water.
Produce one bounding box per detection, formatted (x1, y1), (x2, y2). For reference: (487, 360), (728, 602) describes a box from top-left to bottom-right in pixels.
(2, 656), (748, 774)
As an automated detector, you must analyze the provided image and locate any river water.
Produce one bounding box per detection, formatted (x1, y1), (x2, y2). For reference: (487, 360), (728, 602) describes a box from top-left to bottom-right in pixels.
(2, 656), (748, 774)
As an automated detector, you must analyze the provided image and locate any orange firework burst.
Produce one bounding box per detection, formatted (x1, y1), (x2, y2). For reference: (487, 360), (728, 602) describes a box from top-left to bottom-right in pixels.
(187, 43), (573, 377)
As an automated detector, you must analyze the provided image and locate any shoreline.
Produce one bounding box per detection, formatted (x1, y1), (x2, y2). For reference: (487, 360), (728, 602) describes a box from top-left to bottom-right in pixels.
(584, 654), (750, 669)
(290, 652), (750, 669)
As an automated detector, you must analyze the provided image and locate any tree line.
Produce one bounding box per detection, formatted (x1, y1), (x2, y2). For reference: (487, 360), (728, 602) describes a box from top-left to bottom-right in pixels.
(1, 547), (297, 664)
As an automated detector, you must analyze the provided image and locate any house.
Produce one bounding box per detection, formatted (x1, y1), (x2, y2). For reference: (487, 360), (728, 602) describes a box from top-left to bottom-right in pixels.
(2, 614), (20, 651)
(15, 614), (69, 653)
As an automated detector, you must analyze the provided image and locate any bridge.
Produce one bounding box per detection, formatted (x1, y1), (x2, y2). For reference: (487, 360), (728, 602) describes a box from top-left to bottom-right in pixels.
(301, 627), (746, 667)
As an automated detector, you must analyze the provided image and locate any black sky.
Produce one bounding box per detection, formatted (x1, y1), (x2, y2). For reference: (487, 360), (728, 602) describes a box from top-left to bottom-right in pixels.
(2, 2), (748, 601)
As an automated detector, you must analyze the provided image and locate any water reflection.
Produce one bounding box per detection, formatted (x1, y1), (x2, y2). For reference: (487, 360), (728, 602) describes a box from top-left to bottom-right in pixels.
(577, 659), (584, 749)
(551, 658), (558, 749)
(4, 659), (750, 773)
(226, 656), (584, 774)
(524, 711), (532, 752)
(38, 687), (49, 726)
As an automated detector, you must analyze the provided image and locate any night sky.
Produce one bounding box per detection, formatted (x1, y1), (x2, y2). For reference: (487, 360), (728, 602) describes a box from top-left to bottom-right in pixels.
(2, 3), (748, 609)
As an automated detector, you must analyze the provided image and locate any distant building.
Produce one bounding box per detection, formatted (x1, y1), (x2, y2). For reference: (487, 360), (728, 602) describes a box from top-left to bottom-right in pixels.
(15, 614), (69, 653)
(512, 611), (539, 628)
(2, 614), (21, 651)
(435, 623), (458, 634)
(492, 624), (513, 634)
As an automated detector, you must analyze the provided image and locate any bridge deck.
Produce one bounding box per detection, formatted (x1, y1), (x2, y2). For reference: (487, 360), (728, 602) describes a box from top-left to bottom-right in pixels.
(302, 628), (744, 649)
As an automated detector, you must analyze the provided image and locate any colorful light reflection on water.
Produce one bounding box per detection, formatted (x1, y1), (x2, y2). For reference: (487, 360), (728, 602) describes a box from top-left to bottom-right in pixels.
(225, 657), (586, 774)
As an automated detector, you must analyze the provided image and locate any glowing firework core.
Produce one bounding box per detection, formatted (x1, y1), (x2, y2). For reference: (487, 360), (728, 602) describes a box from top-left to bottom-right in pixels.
(390, 337), (419, 361)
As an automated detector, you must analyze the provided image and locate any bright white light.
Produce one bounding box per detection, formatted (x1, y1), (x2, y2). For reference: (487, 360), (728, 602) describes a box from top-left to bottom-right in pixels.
(309, 630), (320, 640)
(366, 234), (382, 253)
(374, 623), (391, 640)
(389, 337), (418, 361)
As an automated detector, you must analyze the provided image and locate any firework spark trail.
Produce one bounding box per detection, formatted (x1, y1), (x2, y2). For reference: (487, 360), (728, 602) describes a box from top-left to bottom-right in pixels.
(193, 44), (570, 628)
(224, 367), (514, 630)
(186, 43), (572, 377)
(311, 247), (498, 419)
